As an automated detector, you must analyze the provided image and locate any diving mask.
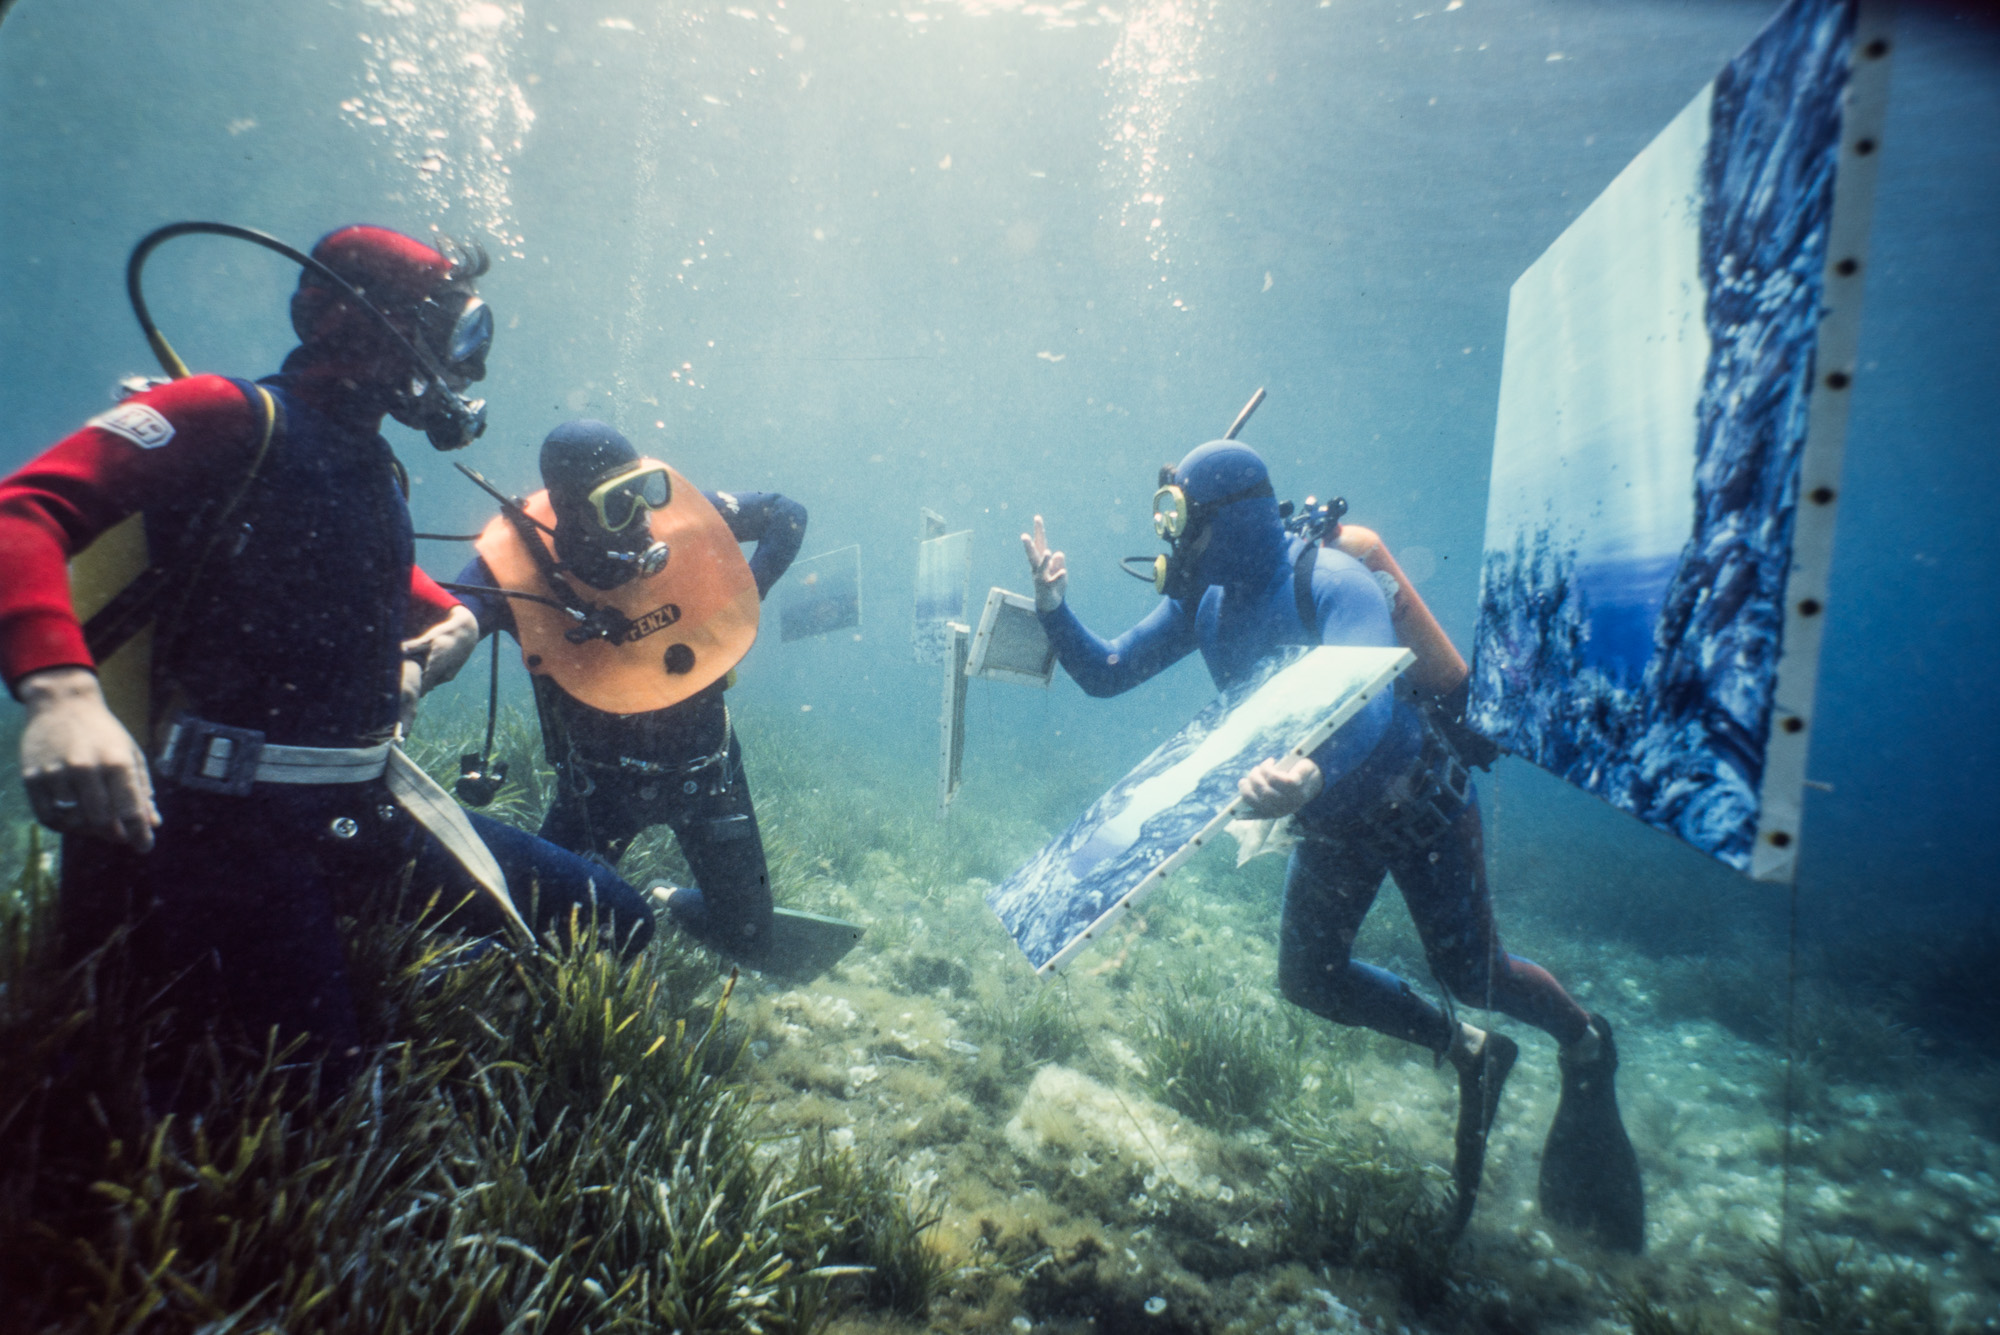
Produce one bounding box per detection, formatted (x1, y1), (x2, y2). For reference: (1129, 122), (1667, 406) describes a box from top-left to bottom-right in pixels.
(397, 291), (493, 450)
(1152, 476), (1273, 541)
(394, 239), (494, 447)
(588, 461), (672, 533)
(430, 293), (488, 373)
(1153, 484), (1192, 540)
(1123, 471), (1273, 600)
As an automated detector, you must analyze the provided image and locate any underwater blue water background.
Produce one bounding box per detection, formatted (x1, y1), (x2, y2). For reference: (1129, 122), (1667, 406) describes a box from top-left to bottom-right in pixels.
(0, 0), (1994, 936)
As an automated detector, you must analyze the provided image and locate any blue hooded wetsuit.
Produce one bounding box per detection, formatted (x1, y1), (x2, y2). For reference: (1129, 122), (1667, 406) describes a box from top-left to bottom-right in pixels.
(1041, 441), (1588, 1052)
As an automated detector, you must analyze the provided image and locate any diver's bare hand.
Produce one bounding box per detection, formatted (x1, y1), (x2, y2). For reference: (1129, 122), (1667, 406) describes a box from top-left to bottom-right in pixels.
(1237, 755), (1323, 820)
(17, 666), (159, 852)
(1022, 515), (1067, 613)
(404, 604), (480, 696)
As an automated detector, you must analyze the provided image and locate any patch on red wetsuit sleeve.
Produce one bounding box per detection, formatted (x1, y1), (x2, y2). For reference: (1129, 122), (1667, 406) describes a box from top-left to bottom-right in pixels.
(85, 401), (176, 450)
(73, 375), (260, 459)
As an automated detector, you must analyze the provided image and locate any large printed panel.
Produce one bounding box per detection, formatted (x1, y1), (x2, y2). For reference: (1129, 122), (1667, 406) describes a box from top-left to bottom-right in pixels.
(989, 647), (1409, 974)
(1471, 0), (1891, 879)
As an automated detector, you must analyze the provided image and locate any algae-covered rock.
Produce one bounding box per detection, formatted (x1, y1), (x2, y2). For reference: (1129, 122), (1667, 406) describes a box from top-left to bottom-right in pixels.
(1004, 1064), (1234, 1204)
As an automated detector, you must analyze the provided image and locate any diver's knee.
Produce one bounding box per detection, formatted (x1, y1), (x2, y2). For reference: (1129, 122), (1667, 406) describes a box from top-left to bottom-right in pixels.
(1278, 953), (1352, 1021)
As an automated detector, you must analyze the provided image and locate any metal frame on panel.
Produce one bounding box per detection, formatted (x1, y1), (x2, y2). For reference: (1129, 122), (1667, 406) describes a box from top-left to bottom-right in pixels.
(937, 621), (969, 819)
(1751, 0), (1897, 882)
(965, 587), (1057, 688)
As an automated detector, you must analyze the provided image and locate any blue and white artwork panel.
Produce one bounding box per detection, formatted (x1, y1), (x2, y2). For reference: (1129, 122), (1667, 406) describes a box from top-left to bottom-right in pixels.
(1470, 0), (1875, 879)
(988, 646), (1410, 973)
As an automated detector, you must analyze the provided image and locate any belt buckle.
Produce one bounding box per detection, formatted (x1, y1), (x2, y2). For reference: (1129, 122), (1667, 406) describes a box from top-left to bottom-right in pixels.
(164, 718), (266, 796)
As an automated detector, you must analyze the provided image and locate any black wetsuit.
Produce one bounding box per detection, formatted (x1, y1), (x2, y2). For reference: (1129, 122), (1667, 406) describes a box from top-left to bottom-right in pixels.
(453, 490), (804, 961)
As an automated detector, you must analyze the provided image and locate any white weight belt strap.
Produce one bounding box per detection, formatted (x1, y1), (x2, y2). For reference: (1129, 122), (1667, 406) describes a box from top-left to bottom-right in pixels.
(249, 739), (528, 938)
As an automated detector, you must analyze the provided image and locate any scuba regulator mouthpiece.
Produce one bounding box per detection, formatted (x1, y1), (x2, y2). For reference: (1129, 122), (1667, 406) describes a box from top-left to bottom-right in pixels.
(603, 540), (671, 580)
(1120, 553), (1171, 593)
(411, 374), (488, 451)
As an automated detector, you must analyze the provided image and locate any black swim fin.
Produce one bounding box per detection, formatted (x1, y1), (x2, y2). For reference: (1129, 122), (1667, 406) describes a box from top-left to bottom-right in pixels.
(1539, 1013), (1645, 1252)
(1448, 1030), (1519, 1239)
(757, 908), (865, 983)
(651, 882), (863, 984)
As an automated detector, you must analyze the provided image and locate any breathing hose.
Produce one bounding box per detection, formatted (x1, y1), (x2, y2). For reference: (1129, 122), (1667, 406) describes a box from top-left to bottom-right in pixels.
(129, 222), (443, 382)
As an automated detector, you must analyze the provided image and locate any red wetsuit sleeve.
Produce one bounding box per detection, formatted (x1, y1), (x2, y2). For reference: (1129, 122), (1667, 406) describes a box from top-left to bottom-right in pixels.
(406, 565), (462, 631)
(0, 376), (260, 692)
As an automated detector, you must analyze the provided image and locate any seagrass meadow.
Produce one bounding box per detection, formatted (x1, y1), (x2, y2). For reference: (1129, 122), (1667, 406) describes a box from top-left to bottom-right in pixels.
(3, 706), (1997, 1335)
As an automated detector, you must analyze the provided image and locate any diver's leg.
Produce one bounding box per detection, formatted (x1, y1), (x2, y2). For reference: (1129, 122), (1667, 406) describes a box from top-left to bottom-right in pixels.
(536, 771), (647, 868)
(1276, 834), (1457, 1052)
(411, 811), (656, 956)
(656, 737), (774, 964)
(1392, 794), (1589, 1046)
(131, 790), (367, 1081)
(1279, 831), (1509, 1234)
(1395, 793), (1642, 1250)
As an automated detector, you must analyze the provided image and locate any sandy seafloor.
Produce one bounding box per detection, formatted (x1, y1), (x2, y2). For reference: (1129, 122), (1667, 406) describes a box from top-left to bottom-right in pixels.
(599, 709), (2000, 1335)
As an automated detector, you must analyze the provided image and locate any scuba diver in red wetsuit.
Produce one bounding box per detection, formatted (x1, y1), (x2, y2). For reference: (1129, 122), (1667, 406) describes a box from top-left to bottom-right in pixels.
(1023, 434), (1645, 1250)
(0, 223), (654, 1077)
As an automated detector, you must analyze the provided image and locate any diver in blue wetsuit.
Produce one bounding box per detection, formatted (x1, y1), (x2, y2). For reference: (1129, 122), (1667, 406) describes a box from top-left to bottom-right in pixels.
(1023, 438), (1644, 1249)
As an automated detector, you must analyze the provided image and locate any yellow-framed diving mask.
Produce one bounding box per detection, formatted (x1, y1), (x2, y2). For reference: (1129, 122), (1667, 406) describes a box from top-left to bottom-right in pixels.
(1152, 484), (1192, 541)
(588, 461), (672, 533)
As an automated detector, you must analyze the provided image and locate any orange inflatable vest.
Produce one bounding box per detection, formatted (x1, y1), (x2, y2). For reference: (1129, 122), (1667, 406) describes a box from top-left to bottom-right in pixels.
(1330, 524), (1468, 699)
(475, 464), (759, 715)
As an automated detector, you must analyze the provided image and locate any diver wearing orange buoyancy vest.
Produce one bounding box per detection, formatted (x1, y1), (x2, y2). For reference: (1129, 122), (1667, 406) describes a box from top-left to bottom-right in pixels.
(452, 420), (804, 964)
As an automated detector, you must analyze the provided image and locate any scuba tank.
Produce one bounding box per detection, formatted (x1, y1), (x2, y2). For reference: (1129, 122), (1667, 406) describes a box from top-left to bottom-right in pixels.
(1285, 494), (1498, 768)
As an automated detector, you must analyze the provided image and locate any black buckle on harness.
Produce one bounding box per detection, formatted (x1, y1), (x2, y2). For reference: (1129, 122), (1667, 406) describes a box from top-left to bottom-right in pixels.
(160, 718), (267, 796)
(1366, 727), (1473, 856)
